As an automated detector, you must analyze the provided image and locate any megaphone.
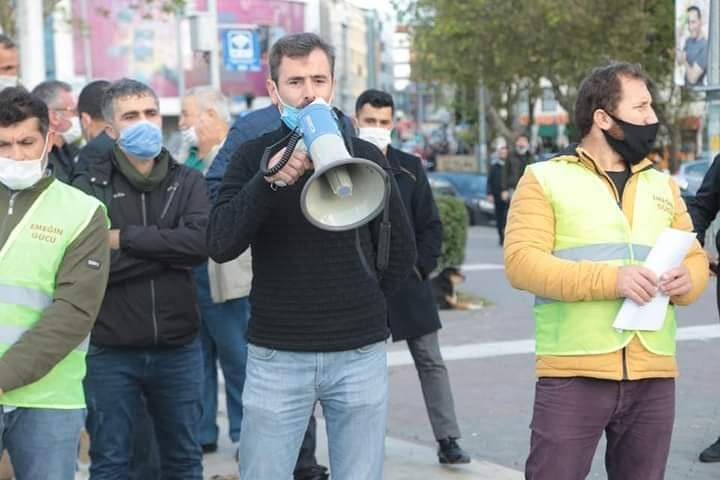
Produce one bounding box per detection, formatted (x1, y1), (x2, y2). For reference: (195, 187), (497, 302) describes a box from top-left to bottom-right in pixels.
(288, 99), (388, 231)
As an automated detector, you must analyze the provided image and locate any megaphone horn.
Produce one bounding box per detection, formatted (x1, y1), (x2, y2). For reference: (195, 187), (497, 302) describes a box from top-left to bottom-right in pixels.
(296, 100), (388, 231)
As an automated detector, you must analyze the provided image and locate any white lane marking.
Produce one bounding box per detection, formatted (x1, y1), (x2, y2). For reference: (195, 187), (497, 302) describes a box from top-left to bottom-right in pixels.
(461, 263), (505, 271)
(388, 323), (720, 367)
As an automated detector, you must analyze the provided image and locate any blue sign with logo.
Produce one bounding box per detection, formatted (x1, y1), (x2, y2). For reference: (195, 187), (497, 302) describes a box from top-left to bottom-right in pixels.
(222, 30), (261, 72)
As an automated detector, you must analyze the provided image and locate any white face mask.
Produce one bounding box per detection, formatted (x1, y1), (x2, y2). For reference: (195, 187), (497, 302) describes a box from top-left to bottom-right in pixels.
(358, 127), (392, 152)
(181, 126), (199, 147)
(0, 135), (49, 190)
(61, 116), (82, 145)
(0, 75), (18, 91)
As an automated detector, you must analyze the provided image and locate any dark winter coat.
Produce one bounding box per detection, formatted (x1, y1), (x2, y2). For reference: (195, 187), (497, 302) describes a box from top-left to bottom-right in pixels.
(48, 142), (80, 185)
(487, 161), (506, 198)
(687, 154), (720, 251)
(385, 146), (443, 341)
(72, 148), (210, 348)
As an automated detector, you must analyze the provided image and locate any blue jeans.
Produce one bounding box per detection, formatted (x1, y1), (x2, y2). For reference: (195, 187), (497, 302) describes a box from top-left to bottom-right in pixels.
(0, 407), (84, 480)
(239, 341), (388, 480)
(193, 263), (249, 444)
(84, 338), (203, 480)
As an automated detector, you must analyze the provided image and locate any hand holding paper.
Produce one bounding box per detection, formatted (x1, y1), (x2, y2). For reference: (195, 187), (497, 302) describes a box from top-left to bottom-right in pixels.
(658, 265), (692, 297)
(612, 229), (696, 331)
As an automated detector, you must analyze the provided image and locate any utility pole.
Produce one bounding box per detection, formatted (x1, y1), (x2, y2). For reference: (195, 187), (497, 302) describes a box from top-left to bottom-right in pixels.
(477, 81), (488, 173)
(707, 0), (720, 161)
(208, 0), (220, 90)
(79, 0), (93, 80)
(175, 7), (185, 98)
(17, 0), (45, 88)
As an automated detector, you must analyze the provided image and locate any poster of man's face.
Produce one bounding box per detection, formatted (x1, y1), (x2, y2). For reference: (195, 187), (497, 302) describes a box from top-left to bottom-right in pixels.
(675, 0), (710, 87)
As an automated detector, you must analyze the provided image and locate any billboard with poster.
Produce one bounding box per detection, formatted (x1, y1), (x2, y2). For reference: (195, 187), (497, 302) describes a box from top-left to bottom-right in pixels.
(72, 0), (304, 99)
(675, 0), (711, 87)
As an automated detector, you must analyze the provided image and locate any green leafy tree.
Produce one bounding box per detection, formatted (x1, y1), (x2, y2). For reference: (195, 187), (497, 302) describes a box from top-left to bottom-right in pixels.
(405, 0), (685, 157)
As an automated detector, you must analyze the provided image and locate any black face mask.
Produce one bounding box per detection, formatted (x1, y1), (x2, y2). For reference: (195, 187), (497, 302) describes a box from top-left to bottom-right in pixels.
(601, 112), (659, 165)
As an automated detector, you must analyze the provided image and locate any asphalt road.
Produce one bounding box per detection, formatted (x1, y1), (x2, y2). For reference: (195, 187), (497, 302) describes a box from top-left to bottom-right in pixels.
(385, 225), (720, 479)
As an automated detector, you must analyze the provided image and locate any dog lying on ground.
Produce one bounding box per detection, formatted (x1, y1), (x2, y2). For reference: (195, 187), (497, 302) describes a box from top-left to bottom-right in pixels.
(431, 267), (481, 310)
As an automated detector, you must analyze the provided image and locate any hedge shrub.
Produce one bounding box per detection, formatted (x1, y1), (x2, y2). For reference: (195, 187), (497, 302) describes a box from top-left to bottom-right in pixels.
(434, 194), (469, 270)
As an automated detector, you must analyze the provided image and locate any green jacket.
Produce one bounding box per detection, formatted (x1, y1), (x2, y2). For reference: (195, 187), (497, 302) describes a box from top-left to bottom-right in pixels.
(0, 177), (109, 392)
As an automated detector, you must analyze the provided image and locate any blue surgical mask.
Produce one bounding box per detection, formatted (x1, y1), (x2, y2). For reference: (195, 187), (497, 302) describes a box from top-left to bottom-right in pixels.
(118, 121), (163, 161)
(273, 84), (301, 131)
(279, 100), (301, 131)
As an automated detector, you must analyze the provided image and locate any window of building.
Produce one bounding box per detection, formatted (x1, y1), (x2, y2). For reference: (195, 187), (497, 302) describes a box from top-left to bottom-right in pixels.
(541, 87), (557, 113)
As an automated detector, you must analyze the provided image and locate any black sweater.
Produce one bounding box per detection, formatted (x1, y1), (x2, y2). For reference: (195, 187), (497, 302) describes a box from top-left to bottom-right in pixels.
(208, 124), (416, 352)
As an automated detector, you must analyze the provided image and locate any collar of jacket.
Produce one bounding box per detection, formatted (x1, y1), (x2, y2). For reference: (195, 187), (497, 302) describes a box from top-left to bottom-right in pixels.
(386, 146), (420, 181)
(83, 146), (177, 187)
(386, 146), (402, 176)
(557, 146), (653, 175)
(112, 146), (171, 192)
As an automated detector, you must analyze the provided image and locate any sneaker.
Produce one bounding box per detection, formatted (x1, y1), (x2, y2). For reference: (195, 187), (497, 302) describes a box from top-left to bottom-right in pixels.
(699, 437), (720, 463)
(202, 442), (218, 454)
(437, 437), (471, 464)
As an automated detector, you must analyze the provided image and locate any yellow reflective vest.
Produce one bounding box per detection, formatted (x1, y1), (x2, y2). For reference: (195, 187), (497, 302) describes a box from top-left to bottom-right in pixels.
(529, 156), (676, 357)
(0, 180), (105, 408)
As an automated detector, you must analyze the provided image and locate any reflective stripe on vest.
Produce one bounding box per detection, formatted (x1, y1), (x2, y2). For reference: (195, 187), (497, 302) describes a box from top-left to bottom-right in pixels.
(534, 243), (652, 306)
(0, 284), (52, 311)
(0, 180), (106, 408)
(529, 157), (677, 357)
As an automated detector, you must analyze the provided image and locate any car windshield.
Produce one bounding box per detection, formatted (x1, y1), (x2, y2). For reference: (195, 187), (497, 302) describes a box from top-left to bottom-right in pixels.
(439, 174), (487, 196)
(686, 161), (709, 177)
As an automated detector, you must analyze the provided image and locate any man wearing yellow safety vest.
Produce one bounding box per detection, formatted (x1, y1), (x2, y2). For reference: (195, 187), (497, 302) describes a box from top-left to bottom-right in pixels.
(0, 87), (109, 479)
(504, 63), (709, 480)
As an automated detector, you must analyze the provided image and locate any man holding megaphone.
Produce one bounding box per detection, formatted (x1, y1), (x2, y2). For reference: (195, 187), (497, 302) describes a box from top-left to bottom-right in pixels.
(207, 33), (416, 480)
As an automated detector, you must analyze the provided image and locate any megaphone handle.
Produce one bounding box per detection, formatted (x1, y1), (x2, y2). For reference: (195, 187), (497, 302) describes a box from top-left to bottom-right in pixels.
(261, 130), (302, 178)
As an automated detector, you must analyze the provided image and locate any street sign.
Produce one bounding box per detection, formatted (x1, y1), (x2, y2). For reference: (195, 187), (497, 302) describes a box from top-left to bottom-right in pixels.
(222, 29), (261, 72)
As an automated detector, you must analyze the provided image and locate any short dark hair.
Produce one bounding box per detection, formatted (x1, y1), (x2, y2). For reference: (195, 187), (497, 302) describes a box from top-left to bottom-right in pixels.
(355, 89), (395, 114)
(687, 5), (701, 18)
(78, 80), (110, 120)
(0, 34), (16, 50)
(0, 87), (49, 135)
(31, 80), (72, 108)
(268, 33), (335, 84)
(574, 62), (652, 138)
(101, 78), (158, 123)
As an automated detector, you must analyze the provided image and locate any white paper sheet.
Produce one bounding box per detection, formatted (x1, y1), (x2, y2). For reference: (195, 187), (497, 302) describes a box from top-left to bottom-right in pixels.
(612, 229), (696, 331)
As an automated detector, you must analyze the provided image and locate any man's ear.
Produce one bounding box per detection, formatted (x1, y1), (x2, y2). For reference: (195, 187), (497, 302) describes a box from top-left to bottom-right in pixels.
(105, 123), (119, 141)
(46, 130), (56, 148)
(266, 78), (279, 106)
(80, 112), (92, 135)
(593, 109), (613, 132)
(352, 116), (359, 129)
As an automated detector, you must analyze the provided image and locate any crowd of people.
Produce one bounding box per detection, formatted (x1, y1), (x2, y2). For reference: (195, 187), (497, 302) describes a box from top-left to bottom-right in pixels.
(0, 32), (471, 480)
(0, 24), (719, 480)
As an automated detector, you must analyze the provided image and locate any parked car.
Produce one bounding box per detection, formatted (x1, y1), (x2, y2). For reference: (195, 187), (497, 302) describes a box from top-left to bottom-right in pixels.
(673, 156), (711, 196)
(429, 171), (494, 225)
(427, 176), (459, 197)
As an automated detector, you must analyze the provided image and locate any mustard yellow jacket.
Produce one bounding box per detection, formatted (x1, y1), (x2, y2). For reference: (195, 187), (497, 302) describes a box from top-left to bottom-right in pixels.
(504, 147), (709, 380)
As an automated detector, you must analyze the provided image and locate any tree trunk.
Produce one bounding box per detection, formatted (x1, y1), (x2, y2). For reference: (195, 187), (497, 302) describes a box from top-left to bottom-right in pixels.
(488, 104), (513, 140)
